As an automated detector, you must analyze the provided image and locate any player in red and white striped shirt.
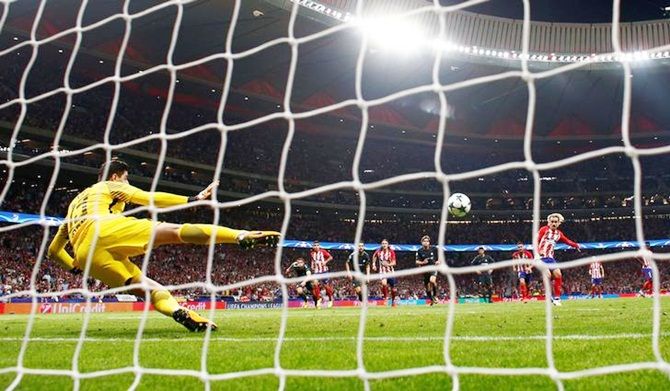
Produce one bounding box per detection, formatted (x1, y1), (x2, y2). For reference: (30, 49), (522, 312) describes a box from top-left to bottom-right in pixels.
(588, 261), (604, 298)
(373, 239), (397, 306)
(639, 244), (654, 297)
(537, 213), (580, 306)
(310, 241), (334, 308)
(512, 242), (533, 301)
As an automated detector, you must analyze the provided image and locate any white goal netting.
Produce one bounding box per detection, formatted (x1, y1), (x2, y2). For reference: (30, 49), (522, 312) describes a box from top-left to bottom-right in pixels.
(1, 0), (669, 390)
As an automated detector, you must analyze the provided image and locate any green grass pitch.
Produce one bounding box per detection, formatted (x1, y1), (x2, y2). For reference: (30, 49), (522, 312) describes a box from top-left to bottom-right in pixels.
(1, 298), (670, 390)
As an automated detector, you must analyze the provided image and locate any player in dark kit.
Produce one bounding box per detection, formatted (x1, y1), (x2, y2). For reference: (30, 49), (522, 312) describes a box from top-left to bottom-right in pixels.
(346, 243), (371, 303)
(285, 257), (316, 308)
(415, 235), (440, 305)
(471, 247), (495, 303)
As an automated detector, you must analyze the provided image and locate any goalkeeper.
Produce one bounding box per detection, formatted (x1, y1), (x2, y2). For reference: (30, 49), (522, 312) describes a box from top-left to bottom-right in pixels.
(47, 160), (281, 332)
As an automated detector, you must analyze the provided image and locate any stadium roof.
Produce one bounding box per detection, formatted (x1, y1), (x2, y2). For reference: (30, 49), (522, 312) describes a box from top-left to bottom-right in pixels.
(1, 0), (670, 145)
(442, 0), (670, 23)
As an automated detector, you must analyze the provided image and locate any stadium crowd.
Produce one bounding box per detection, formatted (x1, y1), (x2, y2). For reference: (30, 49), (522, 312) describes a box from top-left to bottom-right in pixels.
(2, 56), (670, 304)
(3, 59), (670, 211)
(2, 178), (670, 245)
(2, 221), (668, 303)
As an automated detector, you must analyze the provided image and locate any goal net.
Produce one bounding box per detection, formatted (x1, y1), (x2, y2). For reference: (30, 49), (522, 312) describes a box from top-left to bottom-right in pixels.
(0, 0), (669, 389)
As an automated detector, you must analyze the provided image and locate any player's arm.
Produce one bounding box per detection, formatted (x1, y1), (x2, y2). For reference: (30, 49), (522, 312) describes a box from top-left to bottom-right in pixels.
(371, 252), (378, 271)
(524, 251), (534, 270)
(301, 268), (312, 286)
(415, 251), (425, 266)
(536, 226), (548, 254)
(471, 257), (482, 274)
(285, 263), (294, 275)
(487, 255), (495, 274)
(323, 250), (334, 264)
(600, 265), (605, 278)
(345, 257), (352, 279)
(110, 180), (218, 208)
(558, 231), (580, 250)
(47, 224), (80, 274)
(389, 249), (397, 267)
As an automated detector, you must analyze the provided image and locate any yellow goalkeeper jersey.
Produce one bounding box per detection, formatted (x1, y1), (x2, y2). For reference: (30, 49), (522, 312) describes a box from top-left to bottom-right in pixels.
(63, 181), (188, 248)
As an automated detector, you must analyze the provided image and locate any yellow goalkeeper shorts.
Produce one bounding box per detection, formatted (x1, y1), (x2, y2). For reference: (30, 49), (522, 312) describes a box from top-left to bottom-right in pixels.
(73, 217), (157, 288)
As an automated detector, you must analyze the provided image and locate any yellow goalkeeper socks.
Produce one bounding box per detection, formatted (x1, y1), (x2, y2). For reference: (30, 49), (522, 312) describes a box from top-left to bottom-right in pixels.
(178, 223), (244, 245)
(150, 290), (180, 317)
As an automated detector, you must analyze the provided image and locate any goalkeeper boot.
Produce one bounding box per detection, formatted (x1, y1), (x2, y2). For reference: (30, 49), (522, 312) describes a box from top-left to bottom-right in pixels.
(173, 308), (218, 332)
(238, 231), (281, 250)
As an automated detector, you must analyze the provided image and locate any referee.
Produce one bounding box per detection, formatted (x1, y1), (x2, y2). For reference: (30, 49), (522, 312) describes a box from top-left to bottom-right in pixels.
(471, 247), (495, 303)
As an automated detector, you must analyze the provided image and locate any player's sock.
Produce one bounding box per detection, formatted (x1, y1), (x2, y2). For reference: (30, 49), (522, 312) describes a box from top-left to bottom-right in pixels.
(520, 283), (527, 300)
(299, 292), (308, 303)
(553, 276), (562, 299)
(357, 291), (362, 302)
(325, 285), (334, 300)
(178, 223), (243, 245)
(391, 288), (397, 303)
(382, 285), (389, 301)
(150, 289), (180, 317)
(312, 286), (321, 302)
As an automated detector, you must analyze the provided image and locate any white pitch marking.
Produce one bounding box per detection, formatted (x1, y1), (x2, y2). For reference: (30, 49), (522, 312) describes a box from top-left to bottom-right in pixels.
(3, 332), (668, 344)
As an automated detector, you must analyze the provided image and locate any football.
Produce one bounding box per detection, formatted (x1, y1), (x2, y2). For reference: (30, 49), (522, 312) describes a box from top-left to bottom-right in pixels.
(447, 193), (471, 217)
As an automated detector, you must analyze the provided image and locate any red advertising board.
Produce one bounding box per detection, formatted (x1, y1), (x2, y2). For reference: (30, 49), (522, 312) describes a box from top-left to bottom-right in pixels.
(2, 302), (133, 315)
(0, 301), (224, 315)
(132, 301), (225, 312)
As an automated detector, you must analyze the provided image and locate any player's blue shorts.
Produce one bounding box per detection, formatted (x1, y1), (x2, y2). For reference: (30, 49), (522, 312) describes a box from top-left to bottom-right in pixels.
(384, 277), (397, 287)
(642, 267), (653, 280)
(518, 271), (530, 280)
(540, 257), (559, 270)
(591, 278), (602, 285)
